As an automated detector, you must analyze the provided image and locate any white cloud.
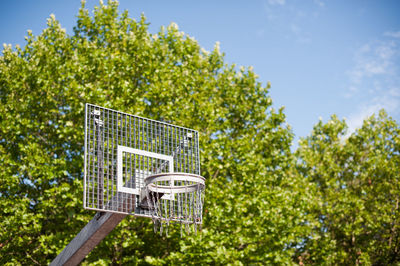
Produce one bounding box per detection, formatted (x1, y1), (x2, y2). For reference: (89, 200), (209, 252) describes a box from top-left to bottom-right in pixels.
(346, 105), (382, 136)
(389, 87), (400, 97)
(290, 24), (311, 43)
(263, 1), (317, 44)
(347, 40), (397, 89)
(345, 31), (400, 133)
(346, 105), (380, 134)
(346, 95), (399, 133)
(384, 31), (400, 38)
(313, 0), (325, 7)
(267, 0), (285, 6)
(344, 86), (358, 98)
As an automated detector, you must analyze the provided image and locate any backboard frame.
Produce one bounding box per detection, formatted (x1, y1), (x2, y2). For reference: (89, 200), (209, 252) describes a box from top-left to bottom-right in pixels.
(83, 103), (200, 217)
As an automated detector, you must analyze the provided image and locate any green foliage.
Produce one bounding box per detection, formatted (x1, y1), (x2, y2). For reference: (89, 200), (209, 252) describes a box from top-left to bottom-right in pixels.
(1, 1), (399, 264)
(0, 1), (310, 264)
(296, 111), (400, 264)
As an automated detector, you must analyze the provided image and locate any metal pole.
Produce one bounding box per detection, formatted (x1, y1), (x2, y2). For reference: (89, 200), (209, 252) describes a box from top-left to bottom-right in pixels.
(50, 212), (126, 266)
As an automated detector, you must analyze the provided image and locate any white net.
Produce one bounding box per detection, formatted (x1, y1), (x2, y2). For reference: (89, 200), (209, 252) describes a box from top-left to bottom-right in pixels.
(144, 173), (205, 236)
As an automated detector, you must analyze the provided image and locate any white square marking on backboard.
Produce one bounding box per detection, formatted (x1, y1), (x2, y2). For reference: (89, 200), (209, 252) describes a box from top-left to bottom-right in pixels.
(117, 145), (174, 195)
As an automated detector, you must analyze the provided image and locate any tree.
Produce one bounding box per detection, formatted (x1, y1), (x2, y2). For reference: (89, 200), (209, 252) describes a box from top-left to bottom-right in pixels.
(0, 1), (312, 264)
(296, 111), (400, 265)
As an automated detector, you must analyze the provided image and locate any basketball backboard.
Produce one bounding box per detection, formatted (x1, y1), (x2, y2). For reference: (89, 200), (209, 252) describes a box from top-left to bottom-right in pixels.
(84, 103), (201, 218)
(52, 104), (203, 264)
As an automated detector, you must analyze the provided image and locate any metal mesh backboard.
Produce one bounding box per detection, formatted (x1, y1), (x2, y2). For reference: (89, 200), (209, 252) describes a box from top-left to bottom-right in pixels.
(84, 103), (200, 216)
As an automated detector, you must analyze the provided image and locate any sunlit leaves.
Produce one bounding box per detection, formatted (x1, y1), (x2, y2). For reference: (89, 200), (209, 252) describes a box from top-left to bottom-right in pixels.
(296, 111), (400, 264)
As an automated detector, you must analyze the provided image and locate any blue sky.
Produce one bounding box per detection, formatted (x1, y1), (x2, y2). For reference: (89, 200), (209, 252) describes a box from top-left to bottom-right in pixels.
(1, 0), (400, 144)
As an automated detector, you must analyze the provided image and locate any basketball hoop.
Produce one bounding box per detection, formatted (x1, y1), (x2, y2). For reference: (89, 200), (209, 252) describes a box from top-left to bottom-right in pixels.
(144, 172), (205, 236)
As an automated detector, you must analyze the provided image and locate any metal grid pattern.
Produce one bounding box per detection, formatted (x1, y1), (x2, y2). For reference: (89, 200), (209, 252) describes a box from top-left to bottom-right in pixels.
(84, 103), (200, 216)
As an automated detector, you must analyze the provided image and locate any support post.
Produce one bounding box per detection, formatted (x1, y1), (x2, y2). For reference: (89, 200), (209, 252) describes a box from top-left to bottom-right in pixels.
(50, 212), (126, 266)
